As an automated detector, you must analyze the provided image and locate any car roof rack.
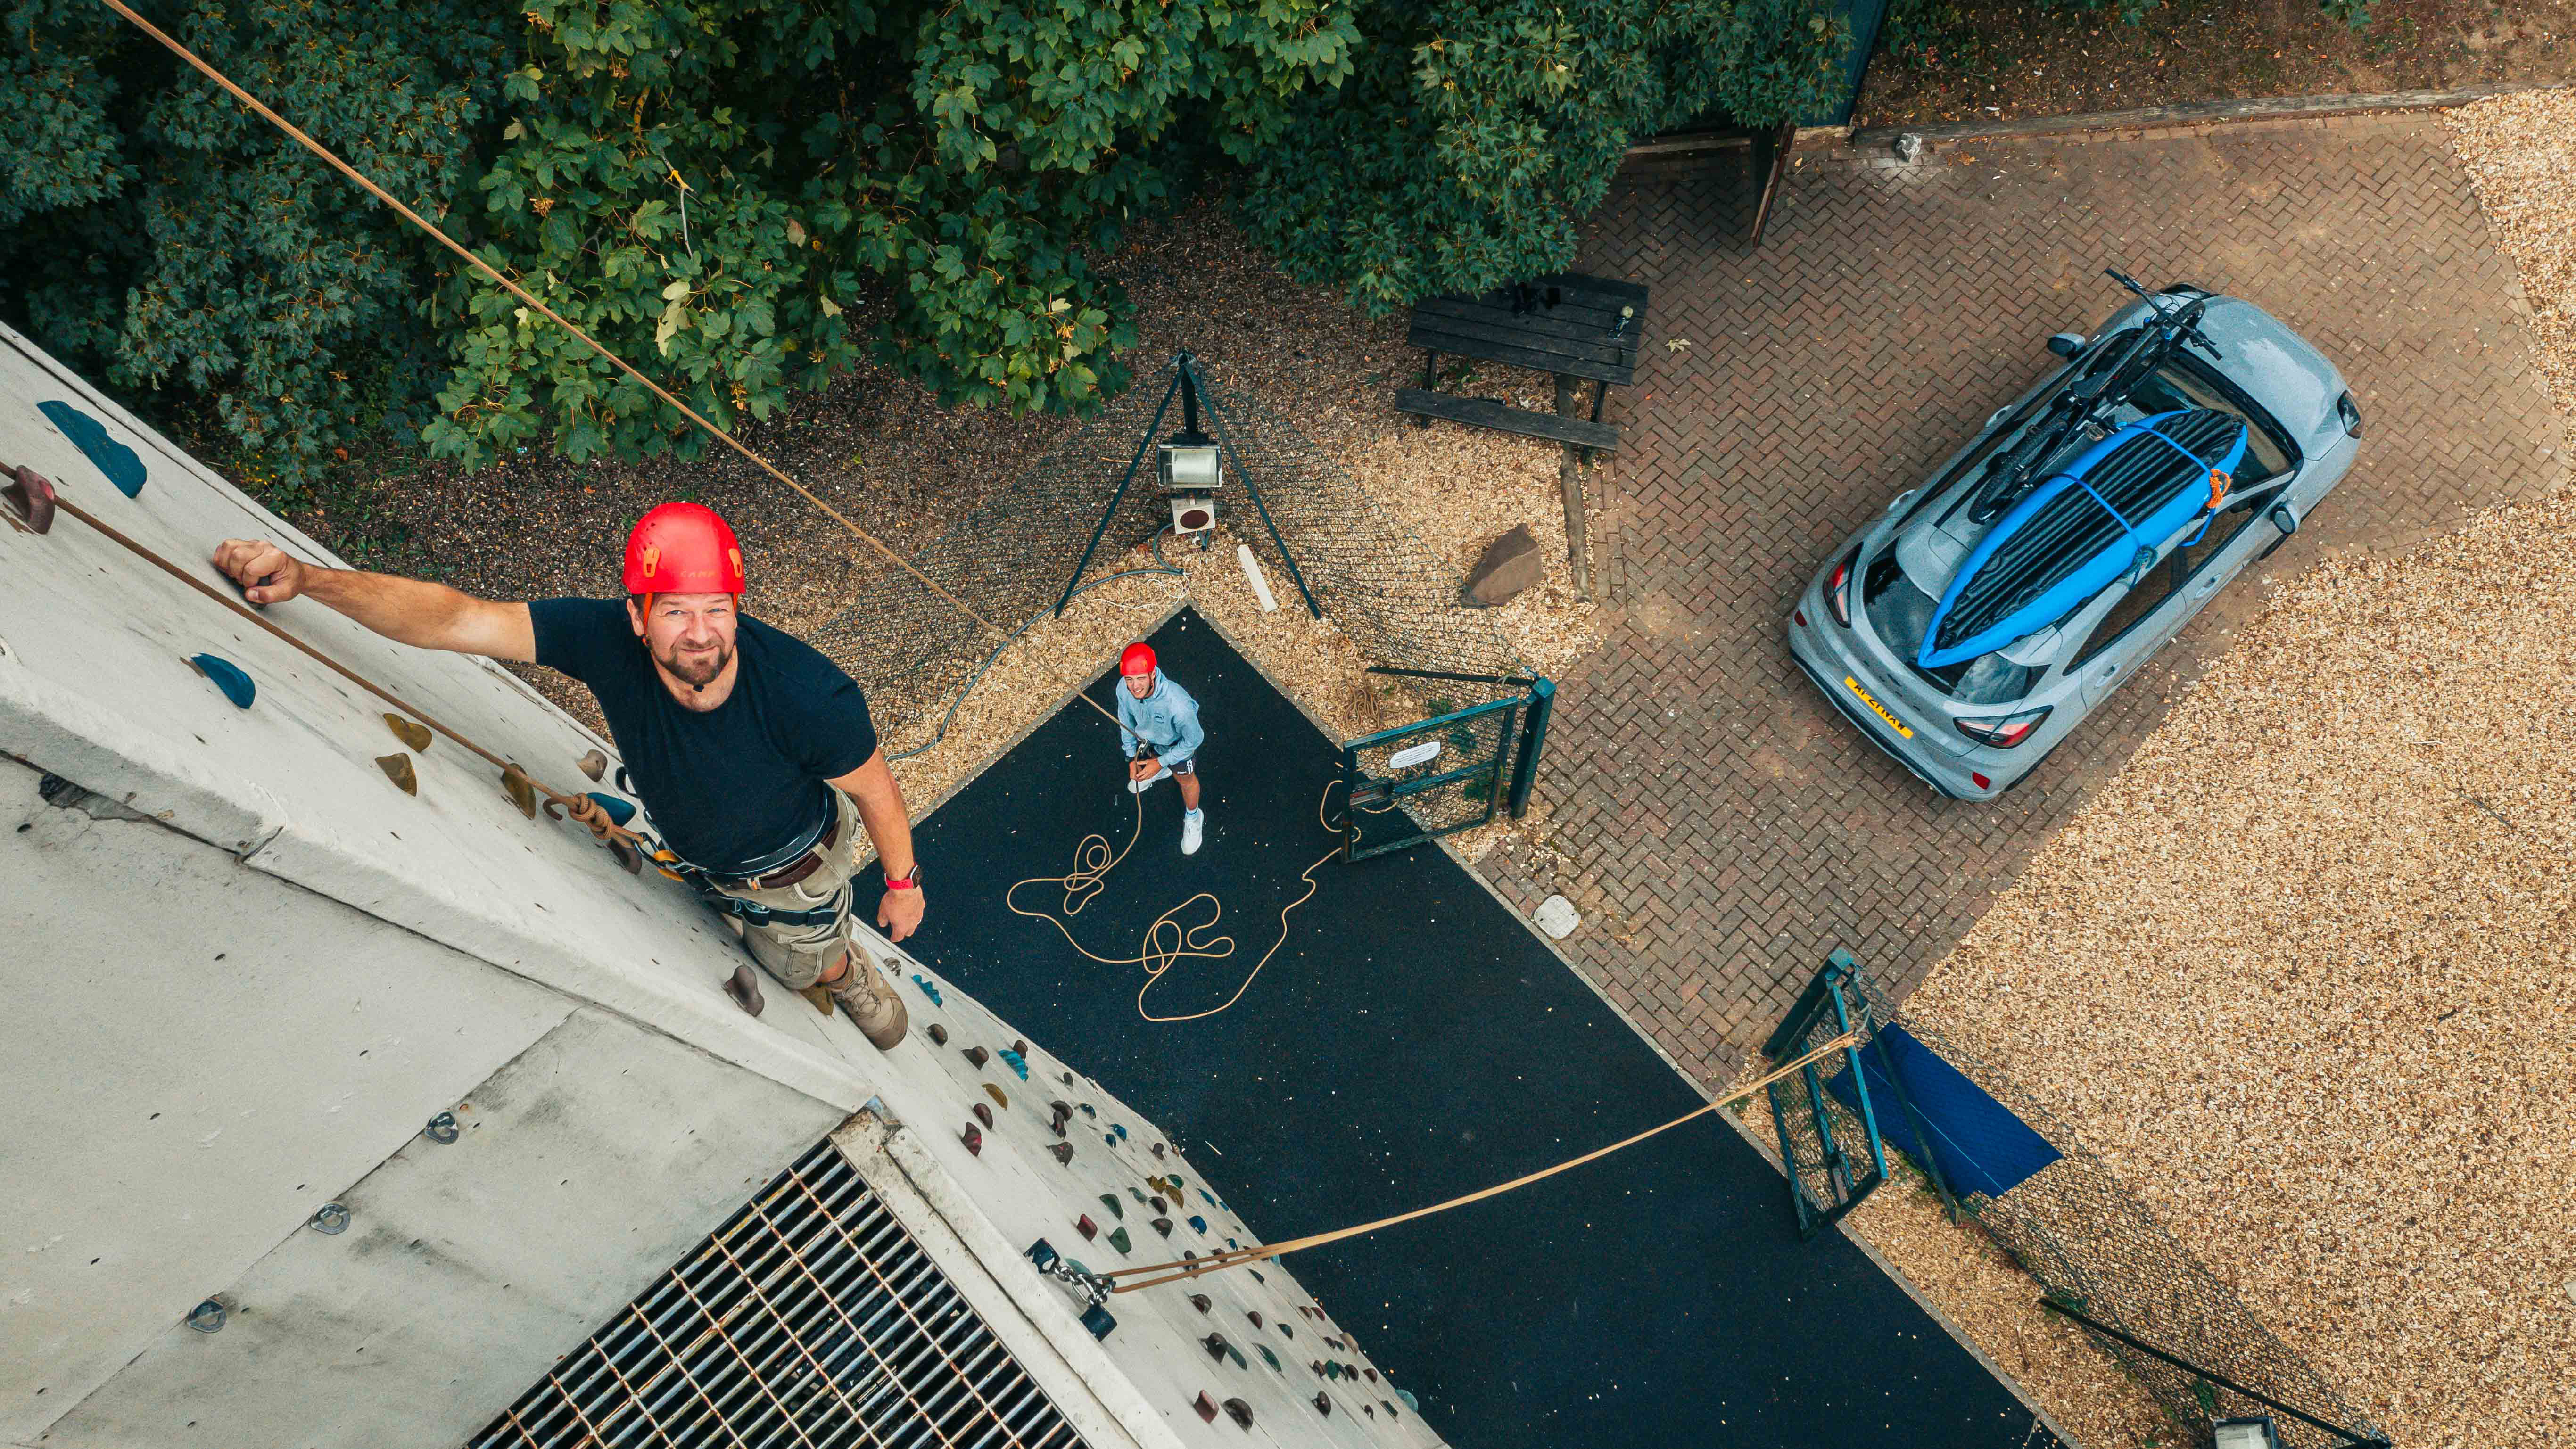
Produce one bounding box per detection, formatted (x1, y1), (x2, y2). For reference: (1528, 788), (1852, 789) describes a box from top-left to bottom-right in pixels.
(1922, 408), (2247, 668)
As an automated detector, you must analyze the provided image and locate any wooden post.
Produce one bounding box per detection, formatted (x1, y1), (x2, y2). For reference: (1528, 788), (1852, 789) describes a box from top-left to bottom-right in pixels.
(1554, 373), (1593, 600)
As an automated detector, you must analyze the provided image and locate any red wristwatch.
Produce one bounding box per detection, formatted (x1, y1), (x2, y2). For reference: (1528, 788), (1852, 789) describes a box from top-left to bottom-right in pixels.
(884, 863), (923, 891)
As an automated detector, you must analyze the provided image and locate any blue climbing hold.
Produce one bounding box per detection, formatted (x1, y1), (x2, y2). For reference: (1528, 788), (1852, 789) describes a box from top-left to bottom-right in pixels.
(1248, 1269), (1265, 1284)
(1200, 1189), (1218, 1207)
(1110, 1123), (1128, 1141)
(39, 402), (145, 498)
(1078, 1103), (1096, 1118)
(187, 653), (255, 709)
(1104, 1133), (1117, 1147)
(998, 1048), (1029, 1079)
(1187, 1215), (1207, 1233)
(584, 792), (637, 826)
(1396, 1389), (1419, 1412)
(911, 975), (944, 1005)
(1226, 1238), (1239, 1250)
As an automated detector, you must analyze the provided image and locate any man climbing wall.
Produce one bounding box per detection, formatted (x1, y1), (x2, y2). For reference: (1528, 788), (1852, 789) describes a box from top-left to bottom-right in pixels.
(1116, 642), (1206, 856)
(209, 502), (919, 1048)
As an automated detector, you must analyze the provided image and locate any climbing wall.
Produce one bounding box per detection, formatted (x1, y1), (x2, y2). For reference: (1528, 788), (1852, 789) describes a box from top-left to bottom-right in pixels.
(870, 933), (1444, 1447)
(0, 319), (1449, 1449)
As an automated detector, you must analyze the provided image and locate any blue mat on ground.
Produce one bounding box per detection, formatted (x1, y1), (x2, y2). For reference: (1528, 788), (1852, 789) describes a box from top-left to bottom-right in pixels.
(1827, 1022), (2061, 1200)
(907, 608), (2057, 1449)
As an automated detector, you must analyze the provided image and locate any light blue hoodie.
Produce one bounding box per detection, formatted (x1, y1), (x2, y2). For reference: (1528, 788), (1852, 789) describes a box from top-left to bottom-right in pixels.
(1115, 670), (1203, 767)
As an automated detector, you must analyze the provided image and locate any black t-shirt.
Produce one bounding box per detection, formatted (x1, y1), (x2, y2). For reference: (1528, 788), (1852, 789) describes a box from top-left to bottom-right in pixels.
(528, 598), (878, 875)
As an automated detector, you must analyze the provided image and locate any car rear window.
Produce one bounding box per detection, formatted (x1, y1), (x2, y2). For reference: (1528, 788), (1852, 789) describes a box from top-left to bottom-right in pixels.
(2128, 357), (2298, 485)
(1862, 552), (2035, 704)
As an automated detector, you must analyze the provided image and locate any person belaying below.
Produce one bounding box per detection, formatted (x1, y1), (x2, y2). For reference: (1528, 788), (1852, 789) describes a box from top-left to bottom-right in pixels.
(209, 502), (918, 1048)
(1115, 642), (1206, 856)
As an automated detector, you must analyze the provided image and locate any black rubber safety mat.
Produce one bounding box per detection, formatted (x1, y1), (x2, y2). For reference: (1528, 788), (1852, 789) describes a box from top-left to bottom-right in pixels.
(906, 608), (2056, 1449)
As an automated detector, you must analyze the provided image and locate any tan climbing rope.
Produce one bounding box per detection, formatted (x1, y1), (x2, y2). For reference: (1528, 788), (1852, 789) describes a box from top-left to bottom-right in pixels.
(36, 484), (639, 849)
(96, 0), (1003, 638)
(1101, 1028), (1868, 1293)
(1005, 780), (1354, 1023)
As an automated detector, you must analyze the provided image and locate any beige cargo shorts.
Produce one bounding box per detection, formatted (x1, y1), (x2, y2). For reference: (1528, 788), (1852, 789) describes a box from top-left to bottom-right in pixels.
(715, 788), (863, 990)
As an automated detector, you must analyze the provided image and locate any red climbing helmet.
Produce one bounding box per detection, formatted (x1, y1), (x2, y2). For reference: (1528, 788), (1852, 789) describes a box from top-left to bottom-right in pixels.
(623, 502), (746, 597)
(1119, 642), (1157, 678)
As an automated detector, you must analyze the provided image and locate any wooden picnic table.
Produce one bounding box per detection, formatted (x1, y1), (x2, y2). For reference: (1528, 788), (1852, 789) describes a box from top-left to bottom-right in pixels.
(1397, 271), (1650, 454)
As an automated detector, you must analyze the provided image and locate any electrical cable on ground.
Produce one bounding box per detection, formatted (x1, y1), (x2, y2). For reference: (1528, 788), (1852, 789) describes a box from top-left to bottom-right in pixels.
(1101, 1027), (1867, 1293)
(96, 0), (1003, 640)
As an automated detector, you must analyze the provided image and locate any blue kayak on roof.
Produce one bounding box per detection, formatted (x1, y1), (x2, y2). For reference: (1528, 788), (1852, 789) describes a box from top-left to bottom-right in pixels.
(1919, 408), (2249, 669)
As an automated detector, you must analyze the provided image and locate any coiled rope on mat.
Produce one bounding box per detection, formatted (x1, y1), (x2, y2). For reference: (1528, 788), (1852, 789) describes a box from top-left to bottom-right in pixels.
(1006, 779), (1368, 1023)
(1102, 1027), (1867, 1293)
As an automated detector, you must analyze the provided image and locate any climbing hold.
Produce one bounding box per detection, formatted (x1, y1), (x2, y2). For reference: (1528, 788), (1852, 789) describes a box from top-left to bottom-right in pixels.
(1058, 1070), (1073, 1085)
(1382, 1399), (1398, 1419)
(1396, 1389), (1419, 1412)
(1104, 1133), (1117, 1148)
(1011, 1037), (1029, 1056)
(1200, 1189), (1219, 1207)
(1111, 1123), (1128, 1141)
(609, 837), (643, 873)
(382, 714), (433, 752)
(1187, 1216), (1207, 1234)
(1248, 1270), (1264, 1284)
(998, 1049), (1029, 1079)
(1182, 1250), (1197, 1261)
(1152, 1217), (1173, 1237)
(498, 764), (538, 819)
(973, 1103), (993, 1128)
(1127, 1186), (1150, 1204)
(911, 975), (944, 1005)
(1024, 1238), (1059, 1271)
(1364, 1404), (1375, 1418)
(1151, 1141), (1167, 1158)
(1363, 1367), (1378, 1383)
(1049, 1142), (1074, 1165)
(1098, 1194), (1124, 1220)
(1223, 1398), (1254, 1429)
(3, 464), (58, 534)
(1313, 1393), (1332, 1416)
(1052, 1100), (1075, 1121)
(1246, 1311), (1263, 1329)
(722, 964), (764, 1017)
(583, 792), (636, 827)
(1325, 1362), (1341, 1381)
(1202, 1333), (1230, 1362)
(1256, 1345), (1280, 1372)
(1049, 1115), (1067, 1139)
(927, 1023), (949, 1046)
(961, 1124), (982, 1156)
(187, 653), (255, 709)
(1081, 1304), (1117, 1340)
(1106, 1227), (1131, 1254)
(375, 754), (418, 796)
(1192, 1392), (1218, 1423)
(1076, 1214), (1098, 1241)
(38, 402), (145, 497)
(1310, 1361), (1325, 1376)
(1189, 1293), (1211, 1314)
(577, 749), (608, 782)
(1167, 1173), (1185, 1188)
(962, 1046), (989, 1068)
(1078, 1102), (1096, 1118)
(1279, 1322), (1294, 1339)
(983, 1083), (1008, 1110)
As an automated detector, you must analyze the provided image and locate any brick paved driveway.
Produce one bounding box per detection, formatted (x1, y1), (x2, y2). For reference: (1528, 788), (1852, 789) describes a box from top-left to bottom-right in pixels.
(1477, 112), (2565, 1087)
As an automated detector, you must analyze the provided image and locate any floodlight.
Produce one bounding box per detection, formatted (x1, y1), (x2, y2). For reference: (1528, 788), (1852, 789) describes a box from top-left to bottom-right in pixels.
(2211, 1417), (2279, 1449)
(1159, 428), (1222, 536)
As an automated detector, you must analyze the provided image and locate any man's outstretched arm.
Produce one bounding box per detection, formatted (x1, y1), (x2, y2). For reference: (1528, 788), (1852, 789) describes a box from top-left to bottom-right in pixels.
(828, 748), (924, 944)
(212, 539), (535, 662)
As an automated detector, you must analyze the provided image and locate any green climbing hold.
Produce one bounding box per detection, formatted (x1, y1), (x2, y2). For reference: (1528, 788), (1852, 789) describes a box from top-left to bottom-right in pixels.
(1257, 1345), (1280, 1372)
(1106, 1227), (1131, 1254)
(1325, 1363), (1341, 1380)
(1098, 1194), (1123, 1219)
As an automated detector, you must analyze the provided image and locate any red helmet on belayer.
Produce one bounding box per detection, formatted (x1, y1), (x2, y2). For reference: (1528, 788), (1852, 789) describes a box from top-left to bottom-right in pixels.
(624, 502), (745, 600)
(1119, 642), (1156, 678)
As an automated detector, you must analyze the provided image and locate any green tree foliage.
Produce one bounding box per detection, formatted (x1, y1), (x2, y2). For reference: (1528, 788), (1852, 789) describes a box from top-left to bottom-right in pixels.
(3, 0), (1843, 478)
(1238, 0), (1848, 314)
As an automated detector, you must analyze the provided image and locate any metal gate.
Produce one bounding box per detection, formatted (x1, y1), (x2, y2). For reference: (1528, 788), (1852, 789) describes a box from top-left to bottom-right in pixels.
(1759, 950), (1901, 1237)
(1338, 670), (1552, 861)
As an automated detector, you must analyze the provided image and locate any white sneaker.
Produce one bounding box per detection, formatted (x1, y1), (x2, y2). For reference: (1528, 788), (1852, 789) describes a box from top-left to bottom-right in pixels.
(1127, 764), (1172, 794)
(1181, 811), (1204, 855)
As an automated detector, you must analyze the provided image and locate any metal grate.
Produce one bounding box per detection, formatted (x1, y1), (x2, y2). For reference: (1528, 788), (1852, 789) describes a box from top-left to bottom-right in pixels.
(469, 1139), (1089, 1449)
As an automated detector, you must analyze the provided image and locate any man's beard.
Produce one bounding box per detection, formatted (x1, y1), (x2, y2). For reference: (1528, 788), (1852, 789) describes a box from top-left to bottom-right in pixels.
(658, 640), (732, 690)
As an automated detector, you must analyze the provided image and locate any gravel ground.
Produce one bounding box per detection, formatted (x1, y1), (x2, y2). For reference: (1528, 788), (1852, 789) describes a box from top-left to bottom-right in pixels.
(1845, 94), (2576, 1449)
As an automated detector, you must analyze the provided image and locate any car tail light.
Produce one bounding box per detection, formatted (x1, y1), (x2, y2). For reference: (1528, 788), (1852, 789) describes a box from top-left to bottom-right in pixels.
(1825, 551), (1858, 627)
(1957, 707), (2051, 749)
(1970, 772), (1991, 790)
(2337, 391), (2362, 439)
(1793, 608), (1808, 627)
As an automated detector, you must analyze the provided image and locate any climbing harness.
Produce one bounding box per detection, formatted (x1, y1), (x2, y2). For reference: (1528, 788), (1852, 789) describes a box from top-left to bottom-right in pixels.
(1099, 1027), (1867, 1293)
(1006, 780), (1359, 1024)
(16, 477), (637, 854)
(97, 0), (1002, 640)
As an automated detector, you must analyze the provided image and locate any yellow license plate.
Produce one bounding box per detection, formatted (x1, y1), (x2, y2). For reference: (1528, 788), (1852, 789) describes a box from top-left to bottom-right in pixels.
(1844, 675), (1913, 739)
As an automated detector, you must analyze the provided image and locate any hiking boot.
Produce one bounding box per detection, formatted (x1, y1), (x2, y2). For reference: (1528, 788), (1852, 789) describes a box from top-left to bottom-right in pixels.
(829, 957), (909, 1050)
(1181, 809), (1204, 856)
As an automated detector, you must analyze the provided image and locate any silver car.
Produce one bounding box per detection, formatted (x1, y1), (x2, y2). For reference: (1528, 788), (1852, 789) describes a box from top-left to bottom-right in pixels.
(1788, 275), (2360, 799)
